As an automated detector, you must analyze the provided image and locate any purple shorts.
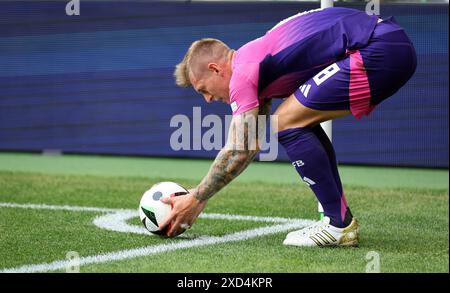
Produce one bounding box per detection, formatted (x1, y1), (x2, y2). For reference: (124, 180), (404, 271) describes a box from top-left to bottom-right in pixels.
(294, 17), (417, 119)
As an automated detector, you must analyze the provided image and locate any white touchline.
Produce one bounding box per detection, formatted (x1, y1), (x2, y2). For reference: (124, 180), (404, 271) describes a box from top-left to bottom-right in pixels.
(0, 202), (316, 273)
(0, 202), (122, 213)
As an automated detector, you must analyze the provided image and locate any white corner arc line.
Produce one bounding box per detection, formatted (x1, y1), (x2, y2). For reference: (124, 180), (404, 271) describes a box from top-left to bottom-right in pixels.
(199, 212), (304, 223)
(92, 211), (310, 236)
(93, 210), (150, 235)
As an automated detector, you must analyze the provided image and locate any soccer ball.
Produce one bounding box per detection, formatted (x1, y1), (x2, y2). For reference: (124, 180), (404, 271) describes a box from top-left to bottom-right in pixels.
(139, 181), (189, 235)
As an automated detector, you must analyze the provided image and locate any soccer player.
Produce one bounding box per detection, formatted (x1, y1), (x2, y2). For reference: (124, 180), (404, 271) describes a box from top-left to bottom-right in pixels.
(160, 7), (417, 247)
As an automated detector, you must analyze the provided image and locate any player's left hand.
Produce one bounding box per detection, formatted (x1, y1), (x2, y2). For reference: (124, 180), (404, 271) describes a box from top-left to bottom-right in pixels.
(159, 189), (208, 237)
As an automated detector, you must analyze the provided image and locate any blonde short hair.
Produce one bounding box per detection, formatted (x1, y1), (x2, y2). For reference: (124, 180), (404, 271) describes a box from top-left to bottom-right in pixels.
(174, 38), (230, 87)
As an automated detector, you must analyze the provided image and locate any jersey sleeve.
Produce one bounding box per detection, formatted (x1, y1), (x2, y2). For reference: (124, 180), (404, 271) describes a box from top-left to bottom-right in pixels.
(229, 70), (260, 115)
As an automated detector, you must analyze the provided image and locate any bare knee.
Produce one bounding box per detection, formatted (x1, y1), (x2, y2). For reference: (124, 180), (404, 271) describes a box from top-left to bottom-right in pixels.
(273, 95), (321, 132)
(273, 94), (351, 133)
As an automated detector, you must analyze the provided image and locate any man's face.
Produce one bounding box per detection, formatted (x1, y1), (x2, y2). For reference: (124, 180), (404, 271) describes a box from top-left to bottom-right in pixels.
(190, 64), (231, 104)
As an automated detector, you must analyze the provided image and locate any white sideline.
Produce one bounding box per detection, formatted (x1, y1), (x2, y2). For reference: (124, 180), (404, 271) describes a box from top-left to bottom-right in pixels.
(0, 202), (302, 223)
(0, 202), (315, 273)
(0, 202), (123, 213)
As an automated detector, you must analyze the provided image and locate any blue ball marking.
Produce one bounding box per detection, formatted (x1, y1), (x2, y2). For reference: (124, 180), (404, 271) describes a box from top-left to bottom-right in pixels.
(152, 191), (163, 201)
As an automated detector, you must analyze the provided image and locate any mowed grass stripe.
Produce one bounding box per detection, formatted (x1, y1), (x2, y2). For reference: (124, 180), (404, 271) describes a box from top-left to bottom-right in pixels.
(0, 152), (448, 189)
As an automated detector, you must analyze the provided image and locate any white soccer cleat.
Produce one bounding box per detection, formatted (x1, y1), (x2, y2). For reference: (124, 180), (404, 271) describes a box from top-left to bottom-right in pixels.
(283, 216), (359, 247)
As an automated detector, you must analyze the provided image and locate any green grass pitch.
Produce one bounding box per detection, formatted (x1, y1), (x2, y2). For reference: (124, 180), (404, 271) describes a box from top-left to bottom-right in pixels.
(0, 153), (448, 272)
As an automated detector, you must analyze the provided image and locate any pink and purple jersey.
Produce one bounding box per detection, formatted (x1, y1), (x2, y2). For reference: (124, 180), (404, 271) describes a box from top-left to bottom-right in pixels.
(229, 7), (379, 115)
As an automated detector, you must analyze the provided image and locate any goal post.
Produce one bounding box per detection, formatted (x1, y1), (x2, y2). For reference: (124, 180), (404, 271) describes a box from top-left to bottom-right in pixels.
(318, 0), (334, 220)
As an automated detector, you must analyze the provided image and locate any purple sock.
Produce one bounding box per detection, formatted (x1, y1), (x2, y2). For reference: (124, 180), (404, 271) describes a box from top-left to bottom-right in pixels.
(278, 126), (352, 228)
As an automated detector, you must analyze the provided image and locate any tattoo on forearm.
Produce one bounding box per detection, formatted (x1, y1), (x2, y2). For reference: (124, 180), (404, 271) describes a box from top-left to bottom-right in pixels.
(194, 102), (272, 202)
(194, 149), (257, 201)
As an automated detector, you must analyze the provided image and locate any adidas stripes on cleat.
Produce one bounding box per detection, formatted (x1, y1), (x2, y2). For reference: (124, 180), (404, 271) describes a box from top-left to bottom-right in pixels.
(283, 216), (359, 247)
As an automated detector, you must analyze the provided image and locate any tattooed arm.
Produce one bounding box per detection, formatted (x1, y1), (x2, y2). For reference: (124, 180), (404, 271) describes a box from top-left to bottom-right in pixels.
(193, 100), (272, 201)
(160, 101), (272, 237)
